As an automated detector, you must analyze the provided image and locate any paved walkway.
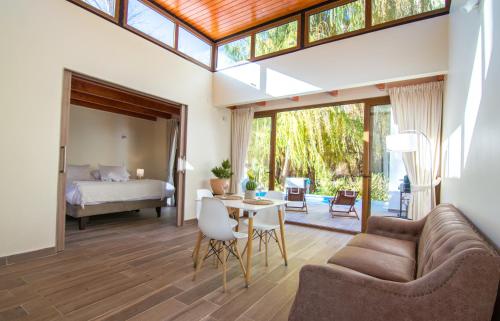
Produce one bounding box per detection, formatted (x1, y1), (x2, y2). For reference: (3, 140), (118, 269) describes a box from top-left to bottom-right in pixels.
(285, 196), (400, 232)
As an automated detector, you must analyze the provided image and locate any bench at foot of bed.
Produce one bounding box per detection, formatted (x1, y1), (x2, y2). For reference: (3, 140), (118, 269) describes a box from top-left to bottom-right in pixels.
(67, 199), (167, 230)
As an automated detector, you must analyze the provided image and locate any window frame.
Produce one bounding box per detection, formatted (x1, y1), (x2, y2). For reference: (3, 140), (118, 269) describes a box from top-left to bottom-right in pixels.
(176, 25), (214, 68)
(215, 34), (253, 70)
(252, 15), (302, 60)
(122, 0), (213, 69)
(305, 0), (368, 47)
(304, 0), (450, 47)
(215, 15), (301, 70)
(123, 0), (177, 49)
(68, 0), (121, 23)
(369, 0), (450, 29)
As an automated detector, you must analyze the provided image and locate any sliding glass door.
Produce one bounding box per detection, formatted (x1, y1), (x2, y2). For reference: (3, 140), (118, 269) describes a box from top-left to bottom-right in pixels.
(245, 97), (398, 233)
(246, 116), (272, 193)
(368, 104), (410, 220)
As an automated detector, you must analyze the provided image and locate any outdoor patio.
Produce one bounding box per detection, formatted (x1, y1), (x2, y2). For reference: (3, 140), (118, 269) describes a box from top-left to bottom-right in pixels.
(284, 194), (401, 232)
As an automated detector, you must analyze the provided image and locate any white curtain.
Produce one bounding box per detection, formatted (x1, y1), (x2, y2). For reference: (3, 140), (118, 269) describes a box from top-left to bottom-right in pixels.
(389, 81), (443, 220)
(230, 107), (255, 193)
(165, 119), (178, 186)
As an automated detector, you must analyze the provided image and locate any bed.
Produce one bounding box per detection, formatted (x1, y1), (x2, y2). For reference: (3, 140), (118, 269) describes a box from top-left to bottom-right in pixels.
(66, 179), (175, 229)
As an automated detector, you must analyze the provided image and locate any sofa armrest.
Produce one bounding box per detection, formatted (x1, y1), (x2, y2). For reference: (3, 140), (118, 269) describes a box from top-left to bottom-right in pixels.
(288, 264), (409, 321)
(289, 250), (499, 321)
(366, 215), (426, 242)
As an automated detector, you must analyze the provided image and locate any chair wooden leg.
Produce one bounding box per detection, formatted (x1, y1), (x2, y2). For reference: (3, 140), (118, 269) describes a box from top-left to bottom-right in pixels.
(277, 208), (288, 266)
(233, 242), (246, 277)
(259, 231), (262, 252)
(273, 229), (284, 259)
(264, 231), (269, 267)
(193, 239), (210, 281)
(215, 241), (221, 268)
(192, 230), (204, 267)
(221, 243), (227, 292)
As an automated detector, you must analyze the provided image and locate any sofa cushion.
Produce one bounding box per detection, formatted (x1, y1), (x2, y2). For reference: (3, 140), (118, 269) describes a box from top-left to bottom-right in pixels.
(347, 233), (416, 261)
(328, 246), (416, 282)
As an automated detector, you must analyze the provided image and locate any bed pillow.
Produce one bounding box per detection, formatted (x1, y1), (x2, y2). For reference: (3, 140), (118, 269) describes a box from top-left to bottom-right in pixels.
(98, 165), (130, 182)
(67, 164), (93, 182)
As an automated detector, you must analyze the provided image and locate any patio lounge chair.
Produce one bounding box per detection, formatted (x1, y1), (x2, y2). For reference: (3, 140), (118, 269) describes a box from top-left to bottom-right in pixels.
(329, 190), (359, 220)
(285, 177), (308, 213)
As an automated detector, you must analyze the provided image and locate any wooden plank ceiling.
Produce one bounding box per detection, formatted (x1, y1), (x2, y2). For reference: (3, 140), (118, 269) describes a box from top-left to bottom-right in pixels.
(152, 0), (326, 40)
(71, 76), (180, 121)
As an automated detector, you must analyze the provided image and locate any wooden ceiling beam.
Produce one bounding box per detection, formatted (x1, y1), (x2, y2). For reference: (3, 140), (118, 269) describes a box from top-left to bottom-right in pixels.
(289, 96), (300, 102)
(71, 91), (172, 119)
(256, 101), (267, 107)
(71, 99), (157, 121)
(328, 90), (339, 97)
(71, 77), (181, 115)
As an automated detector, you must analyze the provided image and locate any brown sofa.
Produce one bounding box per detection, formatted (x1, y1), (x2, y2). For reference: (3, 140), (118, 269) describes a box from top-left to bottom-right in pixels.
(289, 204), (499, 321)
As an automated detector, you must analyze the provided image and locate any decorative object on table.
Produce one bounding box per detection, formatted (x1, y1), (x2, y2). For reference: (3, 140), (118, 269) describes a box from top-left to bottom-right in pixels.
(136, 168), (144, 179)
(244, 170), (257, 199)
(215, 194), (243, 201)
(210, 159), (233, 195)
(243, 199), (274, 205)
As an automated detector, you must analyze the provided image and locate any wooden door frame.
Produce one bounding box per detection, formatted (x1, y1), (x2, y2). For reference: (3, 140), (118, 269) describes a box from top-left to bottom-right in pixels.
(253, 96), (391, 234)
(56, 69), (187, 252)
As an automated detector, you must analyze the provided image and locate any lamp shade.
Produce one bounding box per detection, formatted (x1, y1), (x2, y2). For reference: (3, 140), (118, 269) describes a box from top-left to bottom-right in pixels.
(136, 168), (144, 178)
(386, 133), (418, 152)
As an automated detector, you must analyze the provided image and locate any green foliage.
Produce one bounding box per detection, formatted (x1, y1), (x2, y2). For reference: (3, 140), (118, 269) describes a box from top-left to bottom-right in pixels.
(211, 159), (233, 179)
(246, 118), (271, 189)
(246, 104), (392, 201)
(309, 0), (365, 42)
(219, 0), (446, 65)
(246, 180), (258, 191)
(274, 104), (365, 192)
(315, 173), (388, 201)
(255, 21), (298, 57)
(218, 37), (251, 68)
(372, 0), (446, 25)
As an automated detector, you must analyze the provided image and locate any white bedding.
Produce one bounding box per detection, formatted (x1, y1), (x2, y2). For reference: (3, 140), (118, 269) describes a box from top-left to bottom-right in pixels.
(66, 179), (175, 207)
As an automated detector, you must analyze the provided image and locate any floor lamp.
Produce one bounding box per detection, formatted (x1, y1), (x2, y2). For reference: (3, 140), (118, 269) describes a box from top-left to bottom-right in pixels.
(386, 130), (434, 217)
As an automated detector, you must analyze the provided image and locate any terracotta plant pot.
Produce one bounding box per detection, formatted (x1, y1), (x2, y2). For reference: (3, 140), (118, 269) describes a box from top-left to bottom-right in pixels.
(210, 178), (230, 195)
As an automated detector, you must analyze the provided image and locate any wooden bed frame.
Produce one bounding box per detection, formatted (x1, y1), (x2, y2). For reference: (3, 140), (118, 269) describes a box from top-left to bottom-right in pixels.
(66, 199), (167, 230)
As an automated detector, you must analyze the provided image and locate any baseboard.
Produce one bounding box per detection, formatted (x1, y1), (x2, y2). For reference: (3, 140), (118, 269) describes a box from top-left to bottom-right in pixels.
(2, 247), (56, 266)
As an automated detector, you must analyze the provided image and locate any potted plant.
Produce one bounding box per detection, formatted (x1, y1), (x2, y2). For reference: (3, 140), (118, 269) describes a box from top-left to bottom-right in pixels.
(245, 170), (258, 199)
(210, 159), (233, 195)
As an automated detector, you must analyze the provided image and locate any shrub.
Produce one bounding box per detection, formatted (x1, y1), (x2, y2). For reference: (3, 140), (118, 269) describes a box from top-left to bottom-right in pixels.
(211, 159), (233, 179)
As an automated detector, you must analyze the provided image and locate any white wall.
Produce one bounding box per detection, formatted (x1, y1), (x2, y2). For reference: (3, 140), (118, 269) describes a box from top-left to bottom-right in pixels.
(213, 15), (449, 107)
(0, 0), (230, 257)
(68, 105), (168, 180)
(441, 0), (500, 246)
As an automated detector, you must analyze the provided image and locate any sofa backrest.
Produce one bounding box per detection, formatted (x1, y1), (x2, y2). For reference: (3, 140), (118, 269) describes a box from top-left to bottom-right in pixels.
(417, 204), (495, 278)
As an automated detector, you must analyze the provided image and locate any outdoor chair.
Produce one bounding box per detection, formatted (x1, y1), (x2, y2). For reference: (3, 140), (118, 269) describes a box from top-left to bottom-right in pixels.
(285, 177), (308, 213)
(329, 190), (359, 220)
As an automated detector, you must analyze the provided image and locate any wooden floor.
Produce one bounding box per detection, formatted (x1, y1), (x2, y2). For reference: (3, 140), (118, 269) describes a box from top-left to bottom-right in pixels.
(0, 208), (352, 321)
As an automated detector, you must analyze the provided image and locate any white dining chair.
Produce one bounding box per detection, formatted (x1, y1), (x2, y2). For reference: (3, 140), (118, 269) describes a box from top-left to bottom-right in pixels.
(241, 190), (285, 267)
(192, 189), (239, 264)
(193, 198), (247, 292)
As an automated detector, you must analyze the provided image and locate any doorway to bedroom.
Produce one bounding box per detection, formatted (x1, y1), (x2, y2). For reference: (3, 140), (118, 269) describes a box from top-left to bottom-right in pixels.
(56, 71), (188, 251)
